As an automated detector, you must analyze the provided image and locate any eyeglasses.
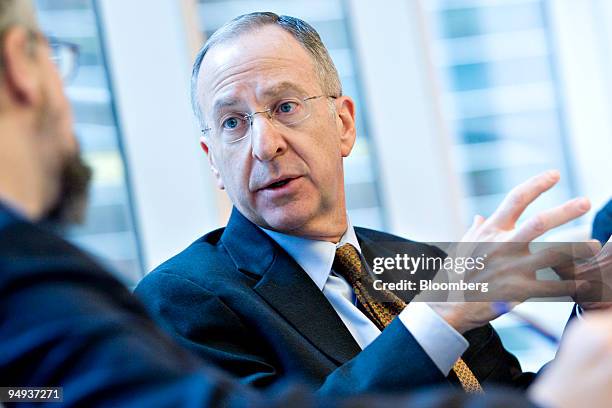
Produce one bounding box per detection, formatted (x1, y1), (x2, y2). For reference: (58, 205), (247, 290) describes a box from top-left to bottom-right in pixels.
(47, 36), (80, 82)
(203, 94), (337, 144)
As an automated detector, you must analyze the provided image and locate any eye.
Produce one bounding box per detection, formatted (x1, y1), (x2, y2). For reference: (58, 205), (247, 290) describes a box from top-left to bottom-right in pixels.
(276, 101), (299, 115)
(222, 116), (242, 130)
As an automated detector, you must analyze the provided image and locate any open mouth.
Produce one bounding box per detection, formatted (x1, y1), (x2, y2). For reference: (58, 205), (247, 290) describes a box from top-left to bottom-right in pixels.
(263, 177), (298, 190)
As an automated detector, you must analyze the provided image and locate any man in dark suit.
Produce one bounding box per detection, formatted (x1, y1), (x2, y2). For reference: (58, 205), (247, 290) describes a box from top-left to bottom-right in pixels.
(136, 12), (592, 394)
(0, 1), (541, 405)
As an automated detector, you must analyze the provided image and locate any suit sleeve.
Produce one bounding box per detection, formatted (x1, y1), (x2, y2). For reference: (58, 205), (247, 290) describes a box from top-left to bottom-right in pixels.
(136, 271), (449, 396)
(460, 324), (536, 389)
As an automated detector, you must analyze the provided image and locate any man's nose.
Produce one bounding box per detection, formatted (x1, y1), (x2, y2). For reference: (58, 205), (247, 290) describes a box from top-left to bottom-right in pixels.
(249, 112), (287, 162)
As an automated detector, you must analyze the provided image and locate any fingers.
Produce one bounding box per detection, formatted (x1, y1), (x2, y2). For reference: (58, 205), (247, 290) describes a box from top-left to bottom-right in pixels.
(591, 239), (605, 253)
(575, 279), (612, 304)
(485, 170), (561, 230)
(461, 214), (486, 241)
(511, 196), (591, 242)
(528, 242), (602, 273)
(601, 242), (612, 259)
(470, 214), (486, 230)
(527, 279), (577, 298)
(465, 215), (486, 236)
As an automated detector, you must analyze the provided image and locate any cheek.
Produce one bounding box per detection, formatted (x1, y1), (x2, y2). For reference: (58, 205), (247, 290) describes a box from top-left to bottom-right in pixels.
(298, 138), (342, 181)
(39, 87), (75, 160)
(218, 149), (252, 196)
(48, 80), (74, 132)
(55, 98), (76, 154)
(311, 152), (344, 201)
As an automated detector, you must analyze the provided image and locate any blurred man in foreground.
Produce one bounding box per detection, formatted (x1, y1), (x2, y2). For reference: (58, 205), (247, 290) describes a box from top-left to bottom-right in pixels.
(1, 1), (612, 407)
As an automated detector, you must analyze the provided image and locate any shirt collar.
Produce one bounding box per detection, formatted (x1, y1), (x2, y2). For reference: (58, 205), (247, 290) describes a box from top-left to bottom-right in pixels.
(260, 219), (361, 291)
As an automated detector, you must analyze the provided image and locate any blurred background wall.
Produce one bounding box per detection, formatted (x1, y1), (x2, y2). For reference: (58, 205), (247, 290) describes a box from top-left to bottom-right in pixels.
(35, 0), (612, 372)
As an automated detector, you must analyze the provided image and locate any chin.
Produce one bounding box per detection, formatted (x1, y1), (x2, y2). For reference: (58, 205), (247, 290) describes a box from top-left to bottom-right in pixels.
(263, 213), (309, 234)
(260, 205), (315, 234)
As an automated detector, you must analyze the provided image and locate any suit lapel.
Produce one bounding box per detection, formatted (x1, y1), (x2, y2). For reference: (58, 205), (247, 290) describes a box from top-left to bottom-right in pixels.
(221, 208), (361, 365)
(254, 252), (362, 364)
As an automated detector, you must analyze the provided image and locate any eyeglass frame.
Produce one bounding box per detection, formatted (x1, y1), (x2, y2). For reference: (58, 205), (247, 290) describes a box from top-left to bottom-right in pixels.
(202, 94), (338, 144)
(46, 35), (80, 83)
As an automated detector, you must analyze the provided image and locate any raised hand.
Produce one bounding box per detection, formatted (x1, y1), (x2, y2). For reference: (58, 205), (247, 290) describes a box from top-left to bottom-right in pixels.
(424, 170), (591, 333)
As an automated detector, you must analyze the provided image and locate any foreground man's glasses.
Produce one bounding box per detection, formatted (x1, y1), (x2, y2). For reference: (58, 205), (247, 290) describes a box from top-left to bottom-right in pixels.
(47, 36), (80, 82)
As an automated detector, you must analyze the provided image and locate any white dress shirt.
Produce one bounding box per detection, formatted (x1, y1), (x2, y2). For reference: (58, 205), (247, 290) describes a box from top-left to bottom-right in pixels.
(261, 221), (468, 375)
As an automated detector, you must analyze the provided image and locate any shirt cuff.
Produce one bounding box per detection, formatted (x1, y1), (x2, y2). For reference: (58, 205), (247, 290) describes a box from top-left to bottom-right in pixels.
(398, 302), (469, 375)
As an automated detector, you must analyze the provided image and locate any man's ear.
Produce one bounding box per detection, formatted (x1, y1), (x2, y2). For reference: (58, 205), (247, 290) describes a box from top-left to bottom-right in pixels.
(2, 27), (41, 106)
(335, 96), (356, 157)
(200, 136), (225, 190)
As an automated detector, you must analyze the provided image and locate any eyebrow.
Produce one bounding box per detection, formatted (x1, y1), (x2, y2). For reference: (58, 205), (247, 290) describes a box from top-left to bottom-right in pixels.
(211, 98), (243, 118)
(209, 82), (312, 121)
(260, 82), (309, 98)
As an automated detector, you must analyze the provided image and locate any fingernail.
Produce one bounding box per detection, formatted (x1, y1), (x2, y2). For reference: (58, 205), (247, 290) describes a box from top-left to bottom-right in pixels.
(547, 169), (560, 180)
(575, 197), (591, 212)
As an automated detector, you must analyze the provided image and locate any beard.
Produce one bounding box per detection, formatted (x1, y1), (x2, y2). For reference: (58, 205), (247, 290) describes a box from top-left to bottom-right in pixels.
(42, 150), (92, 228)
(33, 85), (93, 229)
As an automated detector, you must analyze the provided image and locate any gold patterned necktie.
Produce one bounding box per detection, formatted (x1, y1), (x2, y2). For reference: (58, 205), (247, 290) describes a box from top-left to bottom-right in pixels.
(333, 243), (483, 394)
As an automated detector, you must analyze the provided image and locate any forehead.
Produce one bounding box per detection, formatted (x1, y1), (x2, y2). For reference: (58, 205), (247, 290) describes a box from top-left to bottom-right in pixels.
(197, 25), (321, 113)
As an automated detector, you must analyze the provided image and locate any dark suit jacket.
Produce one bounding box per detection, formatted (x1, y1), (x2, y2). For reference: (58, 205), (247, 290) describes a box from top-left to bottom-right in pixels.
(0, 204), (539, 407)
(593, 199), (612, 245)
(136, 208), (534, 394)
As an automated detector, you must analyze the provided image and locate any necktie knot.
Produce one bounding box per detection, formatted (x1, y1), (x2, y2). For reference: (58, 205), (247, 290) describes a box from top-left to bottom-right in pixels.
(333, 244), (364, 286)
